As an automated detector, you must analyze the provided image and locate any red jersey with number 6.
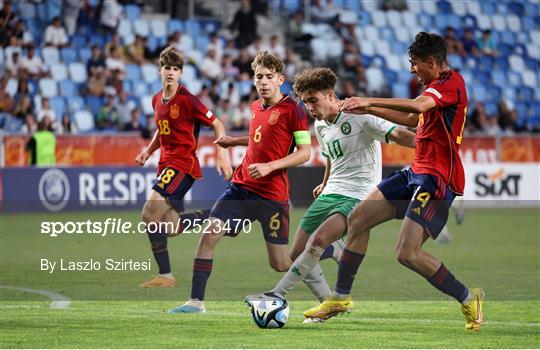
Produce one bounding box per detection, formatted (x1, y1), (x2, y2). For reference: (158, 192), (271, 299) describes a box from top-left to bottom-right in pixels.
(232, 95), (309, 202)
(414, 69), (467, 194)
(152, 85), (216, 178)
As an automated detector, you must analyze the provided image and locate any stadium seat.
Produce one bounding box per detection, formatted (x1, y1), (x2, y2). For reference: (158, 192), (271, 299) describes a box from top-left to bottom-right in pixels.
(521, 70), (537, 89)
(357, 12), (370, 26)
(394, 27), (409, 43)
(185, 80), (202, 95)
(131, 81), (149, 97)
(484, 102), (497, 116)
(472, 85), (487, 101)
(380, 27), (395, 42)
(509, 55), (525, 71)
(61, 48), (77, 64)
(363, 25), (379, 41)
(385, 11), (401, 28)
(59, 80), (77, 97)
(151, 20), (167, 38)
(39, 79), (58, 98)
(71, 34), (86, 49)
(141, 64), (159, 83)
(88, 34), (105, 48)
(195, 35), (210, 53)
(68, 63), (88, 83)
(78, 48), (92, 64)
(447, 54), (463, 69)
(476, 14), (491, 30)
(397, 70), (412, 84)
(450, 1), (467, 15)
(371, 11), (387, 27)
(124, 4), (141, 21)
(73, 110), (95, 132)
(182, 64), (197, 82)
(437, 1), (452, 14)
(361, 0), (378, 12)
(117, 19), (132, 40)
(491, 70), (506, 88)
(5, 78), (18, 97)
(420, 0), (437, 14)
(67, 96), (85, 112)
(133, 19), (150, 37)
(310, 38), (328, 62)
(405, 0), (421, 13)
(50, 63), (68, 81)
(126, 64), (141, 81)
(491, 15), (506, 32)
(366, 66), (385, 95)
(168, 19), (183, 33)
(18, 2), (36, 19)
(327, 39), (344, 59)
(50, 96), (65, 119)
(150, 81), (162, 93)
(385, 54), (401, 71)
(506, 15), (522, 32)
(141, 95), (154, 115)
(465, 1), (481, 15)
(400, 12), (417, 27)
(4, 115), (24, 133)
(86, 96), (103, 116)
(42, 47), (60, 65)
(461, 15), (477, 28)
(480, 2), (497, 15)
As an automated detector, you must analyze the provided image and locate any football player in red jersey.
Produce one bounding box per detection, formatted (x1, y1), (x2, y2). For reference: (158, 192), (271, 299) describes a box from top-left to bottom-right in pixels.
(169, 52), (313, 313)
(305, 32), (484, 331)
(135, 47), (232, 288)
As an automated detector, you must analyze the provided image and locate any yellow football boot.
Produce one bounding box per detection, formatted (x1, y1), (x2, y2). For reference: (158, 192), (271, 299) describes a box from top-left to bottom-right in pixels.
(303, 295), (354, 322)
(461, 288), (485, 331)
(139, 275), (177, 288)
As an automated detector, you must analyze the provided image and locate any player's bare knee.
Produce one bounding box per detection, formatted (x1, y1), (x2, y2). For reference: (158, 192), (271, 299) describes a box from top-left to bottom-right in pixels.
(396, 249), (417, 268)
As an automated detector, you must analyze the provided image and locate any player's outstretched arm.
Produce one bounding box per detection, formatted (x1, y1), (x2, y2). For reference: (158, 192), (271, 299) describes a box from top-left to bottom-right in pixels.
(342, 96), (436, 127)
(388, 128), (416, 148)
(214, 135), (249, 148)
(135, 130), (160, 165)
(313, 157), (331, 198)
(248, 143), (310, 179)
(210, 119), (233, 180)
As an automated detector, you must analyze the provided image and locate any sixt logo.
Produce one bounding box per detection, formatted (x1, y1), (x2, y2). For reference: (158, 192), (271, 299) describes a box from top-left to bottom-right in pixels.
(474, 168), (521, 197)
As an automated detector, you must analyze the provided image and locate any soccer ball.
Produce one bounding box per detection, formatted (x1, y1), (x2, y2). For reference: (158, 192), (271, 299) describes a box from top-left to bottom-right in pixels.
(249, 292), (290, 328)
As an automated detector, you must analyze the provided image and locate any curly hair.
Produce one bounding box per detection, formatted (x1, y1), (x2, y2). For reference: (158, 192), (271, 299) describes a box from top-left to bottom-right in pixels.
(159, 46), (184, 69)
(408, 32), (447, 65)
(292, 68), (338, 97)
(251, 51), (284, 74)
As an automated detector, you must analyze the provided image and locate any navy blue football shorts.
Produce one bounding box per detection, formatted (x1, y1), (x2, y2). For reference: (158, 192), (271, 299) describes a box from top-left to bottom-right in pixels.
(210, 182), (290, 245)
(152, 167), (195, 213)
(377, 168), (456, 239)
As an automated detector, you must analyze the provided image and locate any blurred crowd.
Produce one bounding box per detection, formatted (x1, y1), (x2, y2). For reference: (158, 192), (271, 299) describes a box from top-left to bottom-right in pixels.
(0, 0), (535, 137)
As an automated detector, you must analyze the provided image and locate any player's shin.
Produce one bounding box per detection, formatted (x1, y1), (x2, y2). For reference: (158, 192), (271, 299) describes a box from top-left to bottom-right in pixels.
(147, 229), (171, 275)
(191, 258), (213, 301)
(427, 263), (470, 303)
(273, 245), (324, 296)
(334, 248), (365, 298)
(302, 264), (332, 302)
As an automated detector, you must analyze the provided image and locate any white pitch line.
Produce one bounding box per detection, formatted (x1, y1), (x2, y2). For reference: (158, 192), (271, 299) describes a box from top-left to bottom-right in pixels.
(0, 285), (71, 309)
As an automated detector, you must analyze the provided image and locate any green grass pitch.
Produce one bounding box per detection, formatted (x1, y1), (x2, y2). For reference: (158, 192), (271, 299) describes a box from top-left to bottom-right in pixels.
(1, 207), (539, 348)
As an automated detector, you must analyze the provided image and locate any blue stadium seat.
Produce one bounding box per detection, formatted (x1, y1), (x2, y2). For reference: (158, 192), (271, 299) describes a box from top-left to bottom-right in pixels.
(126, 64), (141, 81)
(68, 96), (85, 112)
(88, 34), (105, 48)
(184, 20), (201, 37)
(59, 80), (77, 97)
(436, 1), (452, 14)
(383, 69), (398, 84)
(283, 0), (300, 14)
(486, 86), (502, 103)
(86, 96), (103, 116)
(447, 14), (461, 29)
(357, 12), (371, 26)
(472, 85), (487, 101)
(481, 2), (497, 15)
(131, 81), (149, 97)
(495, 56), (509, 70)
(73, 110), (95, 132)
(525, 57), (539, 71)
(39, 79), (58, 98)
(418, 14), (433, 28)
(61, 48), (77, 64)
(379, 27), (395, 42)
(461, 15), (477, 29)
(509, 2), (525, 16)
(484, 102), (497, 116)
(78, 48), (92, 64)
(447, 54), (463, 69)
(50, 96), (65, 119)
(124, 4), (141, 21)
(491, 70), (506, 88)
(195, 35), (210, 53)
(517, 87), (534, 101)
(150, 81), (162, 93)
(71, 34), (87, 49)
(147, 36), (158, 53)
(18, 2), (36, 19)
(392, 82), (409, 98)
(4, 115), (24, 133)
(168, 19), (183, 33)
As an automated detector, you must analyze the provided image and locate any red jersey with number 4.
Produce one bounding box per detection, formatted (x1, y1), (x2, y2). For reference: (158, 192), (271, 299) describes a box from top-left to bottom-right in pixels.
(413, 69), (467, 194)
(152, 85), (215, 178)
(232, 95), (309, 202)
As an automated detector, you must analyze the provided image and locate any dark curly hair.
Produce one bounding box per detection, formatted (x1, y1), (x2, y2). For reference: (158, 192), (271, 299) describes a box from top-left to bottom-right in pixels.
(408, 32), (447, 65)
(293, 68), (338, 97)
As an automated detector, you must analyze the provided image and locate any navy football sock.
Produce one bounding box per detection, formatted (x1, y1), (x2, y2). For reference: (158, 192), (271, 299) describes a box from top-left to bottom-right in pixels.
(427, 263), (469, 303)
(180, 209), (211, 224)
(147, 230), (171, 274)
(335, 249), (365, 295)
(320, 245), (334, 260)
(191, 258), (213, 301)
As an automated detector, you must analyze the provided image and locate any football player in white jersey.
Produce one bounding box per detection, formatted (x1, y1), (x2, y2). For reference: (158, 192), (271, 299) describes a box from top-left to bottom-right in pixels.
(246, 68), (416, 320)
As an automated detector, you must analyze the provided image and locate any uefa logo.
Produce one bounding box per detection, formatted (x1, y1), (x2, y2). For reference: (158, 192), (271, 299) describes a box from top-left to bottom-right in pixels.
(38, 169), (70, 212)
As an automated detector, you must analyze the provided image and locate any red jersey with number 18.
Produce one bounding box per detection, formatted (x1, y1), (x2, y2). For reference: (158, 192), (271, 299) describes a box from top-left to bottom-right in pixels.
(232, 95), (309, 202)
(413, 69), (467, 194)
(152, 85), (216, 178)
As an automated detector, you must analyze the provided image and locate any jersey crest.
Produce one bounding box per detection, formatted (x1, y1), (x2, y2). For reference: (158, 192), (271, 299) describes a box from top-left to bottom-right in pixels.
(269, 110), (280, 125)
(170, 104), (180, 119)
(341, 121), (351, 135)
